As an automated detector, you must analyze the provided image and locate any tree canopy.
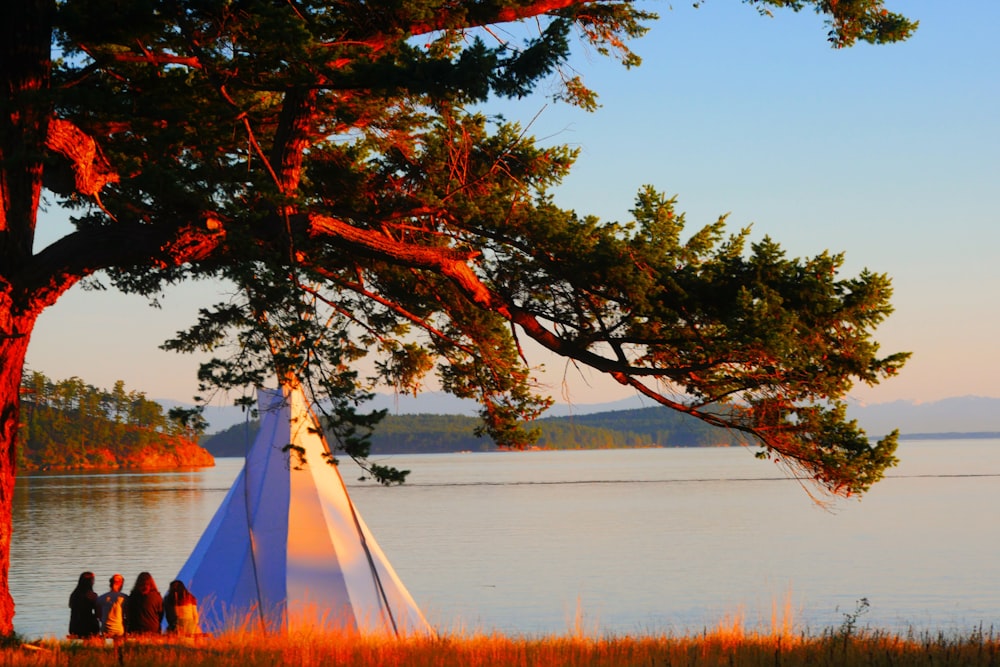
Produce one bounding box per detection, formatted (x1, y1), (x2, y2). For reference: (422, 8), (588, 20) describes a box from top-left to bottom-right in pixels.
(33, 0), (915, 491)
(0, 0), (916, 634)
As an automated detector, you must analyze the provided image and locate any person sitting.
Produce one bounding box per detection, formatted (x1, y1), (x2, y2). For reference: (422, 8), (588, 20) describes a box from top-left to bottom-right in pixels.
(125, 572), (163, 636)
(68, 571), (101, 639)
(163, 580), (201, 636)
(96, 573), (128, 643)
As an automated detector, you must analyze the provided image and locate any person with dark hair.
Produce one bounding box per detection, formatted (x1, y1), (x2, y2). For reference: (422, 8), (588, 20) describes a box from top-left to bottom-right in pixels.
(68, 571), (101, 639)
(125, 572), (163, 636)
(163, 580), (201, 636)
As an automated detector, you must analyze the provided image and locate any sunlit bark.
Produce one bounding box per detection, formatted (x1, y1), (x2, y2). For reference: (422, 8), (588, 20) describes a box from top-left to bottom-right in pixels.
(0, 0), (51, 633)
(0, 333), (30, 635)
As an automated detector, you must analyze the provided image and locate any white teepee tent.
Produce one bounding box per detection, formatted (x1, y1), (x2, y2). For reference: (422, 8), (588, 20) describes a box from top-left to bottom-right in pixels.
(176, 384), (432, 635)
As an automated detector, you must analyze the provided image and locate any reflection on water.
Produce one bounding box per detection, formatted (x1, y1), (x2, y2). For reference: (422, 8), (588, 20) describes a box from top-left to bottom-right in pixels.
(11, 443), (1000, 639)
(11, 463), (242, 639)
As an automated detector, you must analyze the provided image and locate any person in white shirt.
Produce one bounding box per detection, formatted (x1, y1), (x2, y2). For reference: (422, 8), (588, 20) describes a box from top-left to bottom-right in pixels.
(96, 573), (128, 645)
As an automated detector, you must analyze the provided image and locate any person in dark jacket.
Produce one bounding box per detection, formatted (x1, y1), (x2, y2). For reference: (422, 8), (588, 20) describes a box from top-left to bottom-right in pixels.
(126, 572), (163, 636)
(68, 571), (101, 639)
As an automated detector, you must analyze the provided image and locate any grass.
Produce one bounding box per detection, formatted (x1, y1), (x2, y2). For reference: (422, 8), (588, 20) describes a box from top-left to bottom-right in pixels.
(2, 597), (993, 666)
(4, 622), (1000, 666)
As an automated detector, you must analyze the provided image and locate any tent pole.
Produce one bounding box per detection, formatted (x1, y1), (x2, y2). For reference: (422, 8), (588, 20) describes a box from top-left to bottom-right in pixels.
(309, 408), (401, 636)
(243, 402), (269, 633)
(343, 479), (400, 636)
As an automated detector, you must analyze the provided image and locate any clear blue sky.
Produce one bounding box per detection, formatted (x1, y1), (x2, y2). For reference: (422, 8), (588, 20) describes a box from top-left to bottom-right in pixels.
(27, 0), (1000, 409)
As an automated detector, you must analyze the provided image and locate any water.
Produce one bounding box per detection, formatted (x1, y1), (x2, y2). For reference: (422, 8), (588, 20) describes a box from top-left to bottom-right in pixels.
(11, 440), (1000, 639)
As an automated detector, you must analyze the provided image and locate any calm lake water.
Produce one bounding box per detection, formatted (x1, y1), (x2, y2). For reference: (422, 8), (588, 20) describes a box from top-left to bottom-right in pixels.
(11, 440), (1000, 639)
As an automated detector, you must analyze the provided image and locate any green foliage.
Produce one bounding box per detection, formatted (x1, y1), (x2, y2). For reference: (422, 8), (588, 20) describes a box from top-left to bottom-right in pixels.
(370, 414), (494, 453)
(40, 0), (916, 497)
(202, 406), (749, 458)
(17, 371), (206, 470)
(700, 1), (917, 47)
(160, 269), (397, 482)
(541, 407), (748, 448)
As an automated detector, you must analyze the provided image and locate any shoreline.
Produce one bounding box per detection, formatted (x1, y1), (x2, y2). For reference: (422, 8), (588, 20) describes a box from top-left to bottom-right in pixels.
(18, 461), (215, 475)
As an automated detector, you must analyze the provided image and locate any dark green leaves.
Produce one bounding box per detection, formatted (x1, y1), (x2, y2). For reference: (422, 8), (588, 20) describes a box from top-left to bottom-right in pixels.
(50, 0), (915, 496)
(735, 0), (917, 47)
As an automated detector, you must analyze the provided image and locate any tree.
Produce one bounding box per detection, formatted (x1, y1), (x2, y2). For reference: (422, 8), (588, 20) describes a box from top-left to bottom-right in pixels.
(0, 0), (916, 635)
(16, 370), (205, 467)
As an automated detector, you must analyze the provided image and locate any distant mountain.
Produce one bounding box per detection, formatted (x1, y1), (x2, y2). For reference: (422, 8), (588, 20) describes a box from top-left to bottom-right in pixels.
(160, 392), (1000, 438)
(844, 395), (1000, 437)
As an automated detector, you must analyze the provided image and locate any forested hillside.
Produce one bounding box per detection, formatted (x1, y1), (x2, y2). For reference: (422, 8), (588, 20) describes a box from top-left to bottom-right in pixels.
(18, 371), (214, 471)
(540, 408), (746, 447)
(202, 406), (745, 458)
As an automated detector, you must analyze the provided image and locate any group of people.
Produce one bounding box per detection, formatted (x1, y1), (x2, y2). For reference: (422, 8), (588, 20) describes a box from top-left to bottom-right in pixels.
(68, 571), (202, 640)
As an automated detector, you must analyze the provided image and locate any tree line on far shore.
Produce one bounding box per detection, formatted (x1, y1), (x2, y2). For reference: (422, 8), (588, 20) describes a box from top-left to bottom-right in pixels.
(202, 405), (746, 458)
(17, 371), (212, 471)
(16, 367), (744, 469)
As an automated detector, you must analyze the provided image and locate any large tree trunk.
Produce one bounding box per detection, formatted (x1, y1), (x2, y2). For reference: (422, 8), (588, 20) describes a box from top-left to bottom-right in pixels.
(0, 0), (52, 638)
(0, 0), (50, 259)
(0, 333), (29, 636)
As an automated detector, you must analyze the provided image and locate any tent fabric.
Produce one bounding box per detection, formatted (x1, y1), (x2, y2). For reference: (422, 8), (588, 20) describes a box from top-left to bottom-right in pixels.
(176, 385), (431, 635)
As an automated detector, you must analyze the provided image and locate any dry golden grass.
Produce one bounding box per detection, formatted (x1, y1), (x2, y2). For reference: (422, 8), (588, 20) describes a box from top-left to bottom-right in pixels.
(1, 595), (992, 666)
(4, 623), (999, 667)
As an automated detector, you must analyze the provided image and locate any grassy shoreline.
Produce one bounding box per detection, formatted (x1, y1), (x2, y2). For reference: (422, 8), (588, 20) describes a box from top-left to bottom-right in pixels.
(4, 625), (999, 666)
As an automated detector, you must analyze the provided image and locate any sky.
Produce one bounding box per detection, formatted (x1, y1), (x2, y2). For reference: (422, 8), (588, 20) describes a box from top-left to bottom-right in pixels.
(26, 0), (1000, 411)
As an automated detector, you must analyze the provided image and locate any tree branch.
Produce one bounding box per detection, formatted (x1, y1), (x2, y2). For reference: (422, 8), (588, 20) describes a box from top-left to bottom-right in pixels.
(407, 0), (601, 37)
(89, 50), (202, 70)
(19, 216), (225, 313)
(44, 119), (119, 198)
